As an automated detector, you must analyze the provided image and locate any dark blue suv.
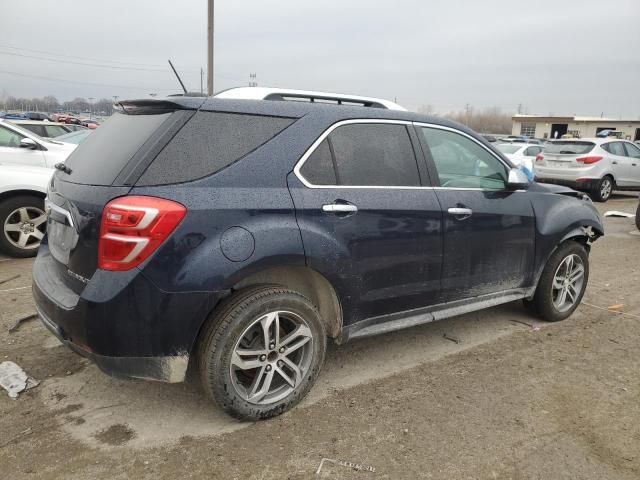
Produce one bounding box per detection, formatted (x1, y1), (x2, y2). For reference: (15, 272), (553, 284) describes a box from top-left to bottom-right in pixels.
(33, 88), (603, 420)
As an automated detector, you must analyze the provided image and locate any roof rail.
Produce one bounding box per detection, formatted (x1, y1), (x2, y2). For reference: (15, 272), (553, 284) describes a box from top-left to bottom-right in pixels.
(214, 87), (407, 111)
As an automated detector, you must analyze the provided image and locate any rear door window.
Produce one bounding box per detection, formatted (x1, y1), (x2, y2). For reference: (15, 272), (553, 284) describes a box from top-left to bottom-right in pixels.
(605, 142), (626, 156)
(299, 139), (337, 185)
(137, 112), (294, 185)
(329, 123), (420, 186)
(62, 111), (173, 185)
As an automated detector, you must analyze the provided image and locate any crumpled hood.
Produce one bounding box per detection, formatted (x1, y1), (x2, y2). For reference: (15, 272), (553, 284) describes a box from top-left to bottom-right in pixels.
(528, 181), (585, 198)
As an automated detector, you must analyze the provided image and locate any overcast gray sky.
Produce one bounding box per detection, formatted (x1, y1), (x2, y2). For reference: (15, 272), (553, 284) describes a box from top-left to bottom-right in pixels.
(1, 0), (639, 117)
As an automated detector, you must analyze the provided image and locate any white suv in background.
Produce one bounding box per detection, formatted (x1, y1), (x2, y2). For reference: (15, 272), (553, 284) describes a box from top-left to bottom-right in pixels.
(0, 119), (76, 168)
(534, 138), (640, 202)
(0, 163), (51, 257)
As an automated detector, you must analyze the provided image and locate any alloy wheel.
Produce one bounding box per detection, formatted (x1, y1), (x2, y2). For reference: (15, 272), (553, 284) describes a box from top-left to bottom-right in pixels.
(230, 310), (314, 405)
(3, 206), (47, 251)
(551, 254), (585, 313)
(600, 178), (612, 200)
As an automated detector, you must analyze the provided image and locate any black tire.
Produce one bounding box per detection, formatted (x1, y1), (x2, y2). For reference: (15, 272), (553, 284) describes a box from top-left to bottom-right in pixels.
(524, 241), (589, 322)
(198, 285), (327, 420)
(636, 201), (640, 231)
(590, 175), (614, 202)
(0, 195), (46, 258)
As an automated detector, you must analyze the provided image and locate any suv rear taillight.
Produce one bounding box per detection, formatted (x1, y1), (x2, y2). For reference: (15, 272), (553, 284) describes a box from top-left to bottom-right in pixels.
(535, 154), (544, 162)
(576, 156), (603, 164)
(98, 196), (186, 271)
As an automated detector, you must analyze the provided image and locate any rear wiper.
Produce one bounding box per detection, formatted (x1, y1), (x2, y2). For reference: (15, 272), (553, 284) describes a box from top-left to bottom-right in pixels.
(54, 163), (72, 175)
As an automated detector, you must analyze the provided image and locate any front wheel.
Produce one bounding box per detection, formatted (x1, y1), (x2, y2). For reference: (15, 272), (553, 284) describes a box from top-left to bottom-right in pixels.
(636, 201), (640, 231)
(198, 286), (327, 420)
(591, 175), (614, 202)
(524, 241), (589, 322)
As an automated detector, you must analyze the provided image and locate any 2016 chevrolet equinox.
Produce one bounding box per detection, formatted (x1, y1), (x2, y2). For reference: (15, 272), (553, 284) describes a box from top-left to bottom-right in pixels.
(33, 88), (603, 420)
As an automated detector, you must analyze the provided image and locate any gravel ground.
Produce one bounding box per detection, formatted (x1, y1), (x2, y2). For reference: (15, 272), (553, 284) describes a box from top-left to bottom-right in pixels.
(0, 194), (638, 479)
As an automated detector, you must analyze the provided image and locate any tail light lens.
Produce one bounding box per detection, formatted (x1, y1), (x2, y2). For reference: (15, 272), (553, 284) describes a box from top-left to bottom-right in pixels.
(535, 154), (544, 162)
(576, 156), (603, 165)
(98, 196), (186, 271)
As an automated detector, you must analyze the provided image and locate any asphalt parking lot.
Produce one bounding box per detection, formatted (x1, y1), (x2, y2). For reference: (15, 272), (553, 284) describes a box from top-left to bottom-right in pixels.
(1, 194), (639, 479)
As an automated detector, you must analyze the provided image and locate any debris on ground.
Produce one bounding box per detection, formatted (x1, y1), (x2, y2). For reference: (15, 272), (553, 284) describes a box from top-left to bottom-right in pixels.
(608, 304), (625, 311)
(510, 319), (541, 331)
(443, 333), (461, 344)
(315, 457), (376, 475)
(604, 211), (636, 218)
(0, 274), (20, 286)
(0, 361), (39, 398)
(8, 313), (38, 333)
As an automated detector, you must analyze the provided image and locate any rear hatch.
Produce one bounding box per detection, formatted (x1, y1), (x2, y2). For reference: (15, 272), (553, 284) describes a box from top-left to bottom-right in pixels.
(42, 100), (200, 295)
(538, 141), (597, 168)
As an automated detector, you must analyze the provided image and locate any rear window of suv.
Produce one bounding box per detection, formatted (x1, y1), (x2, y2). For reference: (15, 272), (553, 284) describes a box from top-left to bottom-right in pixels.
(544, 141), (595, 155)
(63, 111), (173, 185)
(137, 112), (294, 185)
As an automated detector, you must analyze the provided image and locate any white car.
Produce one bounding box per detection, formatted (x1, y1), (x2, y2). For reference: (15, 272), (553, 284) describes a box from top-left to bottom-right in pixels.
(0, 163), (52, 257)
(535, 138), (640, 202)
(496, 143), (544, 166)
(0, 119), (76, 168)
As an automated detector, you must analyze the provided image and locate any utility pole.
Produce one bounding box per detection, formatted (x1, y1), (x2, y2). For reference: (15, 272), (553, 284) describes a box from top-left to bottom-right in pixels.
(517, 103), (522, 114)
(207, 0), (214, 95)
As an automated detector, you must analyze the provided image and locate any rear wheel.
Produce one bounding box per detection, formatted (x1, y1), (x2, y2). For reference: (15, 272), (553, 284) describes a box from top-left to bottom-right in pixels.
(198, 286), (326, 420)
(636, 200), (640, 231)
(0, 195), (47, 258)
(591, 175), (614, 202)
(524, 241), (589, 322)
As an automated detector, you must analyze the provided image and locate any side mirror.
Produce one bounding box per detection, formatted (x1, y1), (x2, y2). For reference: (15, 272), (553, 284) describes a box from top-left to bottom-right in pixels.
(19, 138), (39, 150)
(506, 168), (531, 190)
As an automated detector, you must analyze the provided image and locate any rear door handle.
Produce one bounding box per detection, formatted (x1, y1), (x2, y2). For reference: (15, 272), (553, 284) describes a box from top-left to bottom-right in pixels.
(322, 203), (358, 214)
(612, 161), (618, 165)
(448, 207), (473, 218)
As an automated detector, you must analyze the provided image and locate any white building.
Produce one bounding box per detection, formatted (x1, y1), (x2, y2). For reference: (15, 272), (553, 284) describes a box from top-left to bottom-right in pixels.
(512, 115), (640, 141)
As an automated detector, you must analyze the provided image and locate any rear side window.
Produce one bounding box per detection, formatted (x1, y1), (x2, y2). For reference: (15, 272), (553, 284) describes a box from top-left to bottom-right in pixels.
(545, 141), (595, 155)
(63, 112), (172, 185)
(138, 112), (294, 185)
(299, 123), (420, 187)
(22, 124), (46, 137)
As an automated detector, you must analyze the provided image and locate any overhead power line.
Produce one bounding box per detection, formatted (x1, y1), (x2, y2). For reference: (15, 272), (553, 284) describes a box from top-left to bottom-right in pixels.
(0, 69), (174, 91)
(0, 43), (196, 69)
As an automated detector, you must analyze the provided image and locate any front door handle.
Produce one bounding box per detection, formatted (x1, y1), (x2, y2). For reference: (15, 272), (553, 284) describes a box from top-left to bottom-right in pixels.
(612, 161), (618, 165)
(322, 203), (358, 214)
(448, 207), (473, 219)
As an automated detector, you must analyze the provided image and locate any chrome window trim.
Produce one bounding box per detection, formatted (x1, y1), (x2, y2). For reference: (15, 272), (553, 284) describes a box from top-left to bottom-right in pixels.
(293, 119), (513, 191)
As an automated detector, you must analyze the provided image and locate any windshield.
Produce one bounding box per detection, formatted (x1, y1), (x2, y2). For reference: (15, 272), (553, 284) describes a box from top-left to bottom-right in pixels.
(496, 144), (521, 154)
(545, 141), (595, 155)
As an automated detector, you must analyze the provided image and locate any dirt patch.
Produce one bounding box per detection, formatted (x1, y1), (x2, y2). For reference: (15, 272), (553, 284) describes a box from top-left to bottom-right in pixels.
(93, 424), (136, 446)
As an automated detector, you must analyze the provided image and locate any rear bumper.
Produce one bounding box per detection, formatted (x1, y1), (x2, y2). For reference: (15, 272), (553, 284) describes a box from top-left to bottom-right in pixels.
(32, 246), (226, 383)
(535, 177), (599, 190)
(36, 302), (188, 382)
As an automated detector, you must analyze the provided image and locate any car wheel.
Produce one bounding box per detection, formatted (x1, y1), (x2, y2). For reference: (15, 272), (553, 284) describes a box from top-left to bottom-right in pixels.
(636, 201), (640, 231)
(198, 286), (327, 420)
(524, 241), (589, 322)
(0, 195), (47, 258)
(591, 175), (614, 202)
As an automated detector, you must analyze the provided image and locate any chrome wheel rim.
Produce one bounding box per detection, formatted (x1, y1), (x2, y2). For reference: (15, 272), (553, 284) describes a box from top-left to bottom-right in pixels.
(230, 310), (314, 405)
(600, 179), (612, 199)
(551, 254), (585, 313)
(3, 206), (47, 250)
